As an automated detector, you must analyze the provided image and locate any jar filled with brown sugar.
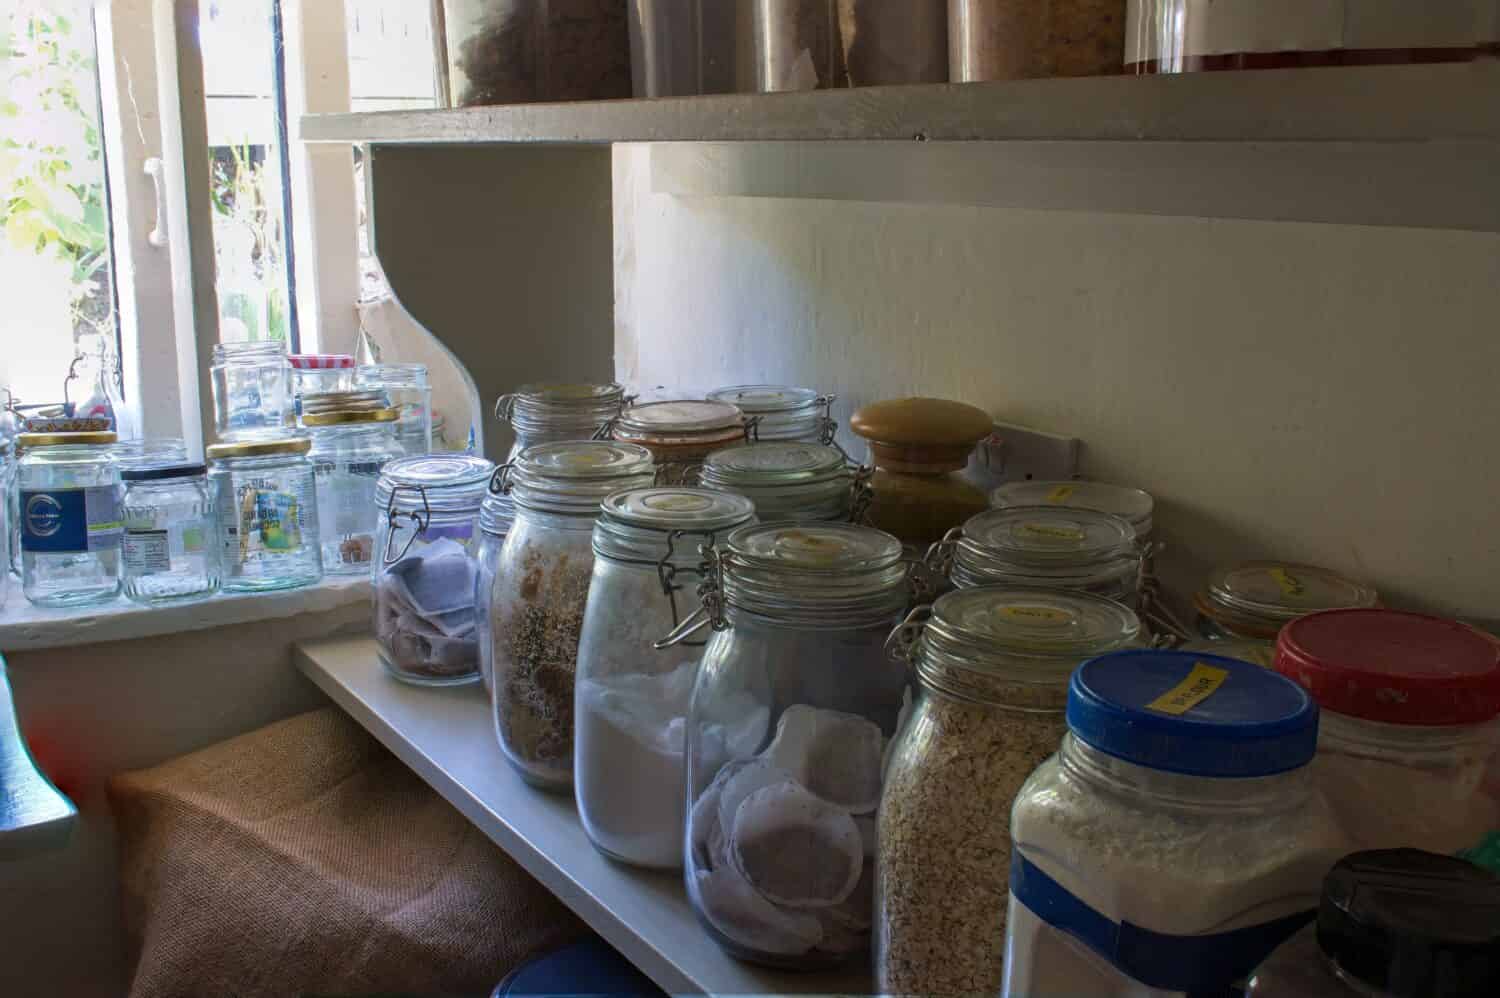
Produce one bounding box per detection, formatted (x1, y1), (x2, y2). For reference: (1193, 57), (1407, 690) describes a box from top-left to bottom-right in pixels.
(849, 396), (993, 548)
(949, 0), (1126, 81)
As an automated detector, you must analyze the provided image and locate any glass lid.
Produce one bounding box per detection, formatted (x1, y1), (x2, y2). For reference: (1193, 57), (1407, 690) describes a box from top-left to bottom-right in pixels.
(706, 384), (820, 414)
(600, 487), (755, 532)
(615, 400), (744, 435)
(479, 491), (515, 534)
(959, 506), (1137, 565)
(1204, 561), (1379, 621)
(727, 521), (902, 573)
(379, 453), (495, 488)
(517, 382), (623, 403)
(702, 442), (847, 483)
(515, 441), (655, 480)
(991, 480), (1154, 534)
(931, 585), (1141, 658)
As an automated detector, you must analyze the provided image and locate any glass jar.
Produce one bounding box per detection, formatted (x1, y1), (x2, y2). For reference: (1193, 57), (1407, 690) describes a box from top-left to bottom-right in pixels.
(120, 464), (218, 605)
(207, 438), (322, 592)
(475, 486), (515, 696)
(355, 363), (432, 456)
(0, 442), (10, 609)
(307, 408), (404, 575)
(288, 354), (355, 415)
(682, 522), (913, 968)
(705, 385), (835, 444)
(1275, 609), (1500, 857)
(1004, 650), (1348, 997)
(494, 382), (626, 461)
(754, 0), (844, 91)
(840, 1), (949, 86)
(210, 341), (292, 439)
(929, 505), (1143, 606)
(112, 438), (190, 473)
(1195, 560), (1379, 643)
(849, 396), (993, 548)
(576, 487), (757, 869)
(611, 400), (748, 485)
(372, 453), (496, 686)
(699, 442), (868, 523)
(486, 441), (657, 790)
(15, 431), (122, 607)
(990, 479), (1154, 541)
(1127, 0), (1500, 74)
(877, 586), (1141, 997)
(951, 0), (1126, 81)
(435, 0), (630, 107)
(1246, 849), (1500, 998)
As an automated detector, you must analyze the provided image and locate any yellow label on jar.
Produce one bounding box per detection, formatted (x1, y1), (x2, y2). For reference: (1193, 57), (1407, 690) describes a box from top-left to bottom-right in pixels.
(998, 605), (1072, 626)
(1267, 566), (1305, 598)
(1146, 663), (1230, 716)
(1046, 484), (1077, 503)
(1019, 522), (1087, 542)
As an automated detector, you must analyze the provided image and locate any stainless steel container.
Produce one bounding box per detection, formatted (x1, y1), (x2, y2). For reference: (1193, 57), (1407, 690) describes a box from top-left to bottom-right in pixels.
(842, 0), (948, 86)
(628, 0), (755, 96)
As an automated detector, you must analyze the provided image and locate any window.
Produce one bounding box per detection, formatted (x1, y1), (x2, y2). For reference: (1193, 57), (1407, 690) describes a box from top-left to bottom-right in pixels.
(2, 1), (439, 453)
(1, 2), (123, 427)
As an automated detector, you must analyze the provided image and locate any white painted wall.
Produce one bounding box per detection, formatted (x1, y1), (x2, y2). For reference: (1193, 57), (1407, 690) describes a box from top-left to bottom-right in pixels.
(614, 144), (1500, 622)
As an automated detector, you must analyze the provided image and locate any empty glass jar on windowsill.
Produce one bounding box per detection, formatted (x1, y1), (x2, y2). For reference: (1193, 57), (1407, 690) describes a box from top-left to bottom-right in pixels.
(15, 430), (123, 607)
(208, 437), (322, 593)
(121, 463), (219, 605)
(307, 407), (404, 576)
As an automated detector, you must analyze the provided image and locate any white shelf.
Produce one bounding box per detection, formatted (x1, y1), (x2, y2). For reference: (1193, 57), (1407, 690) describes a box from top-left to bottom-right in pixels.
(295, 636), (872, 998)
(301, 62), (1500, 147)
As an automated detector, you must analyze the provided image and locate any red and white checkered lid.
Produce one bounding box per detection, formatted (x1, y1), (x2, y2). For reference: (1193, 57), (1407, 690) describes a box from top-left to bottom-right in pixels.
(288, 354), (354, 370)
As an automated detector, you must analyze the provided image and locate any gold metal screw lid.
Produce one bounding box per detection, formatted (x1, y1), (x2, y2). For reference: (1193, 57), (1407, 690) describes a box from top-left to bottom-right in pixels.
(206, 437), (313, 460)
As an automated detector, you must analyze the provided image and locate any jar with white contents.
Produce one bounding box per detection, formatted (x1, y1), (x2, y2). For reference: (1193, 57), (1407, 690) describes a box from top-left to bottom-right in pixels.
(928, 505), (1142, 607)
(1005, 650), (1349, 997)
(1275, 608), (1500, 857)
(575, 487), (756, 869)
(699, 442), (868, 523)
(681, 522), (913, 968)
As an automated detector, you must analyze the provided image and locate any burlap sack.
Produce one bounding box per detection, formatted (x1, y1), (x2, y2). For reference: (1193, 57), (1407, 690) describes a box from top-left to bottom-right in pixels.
(108, 707), (583, 998)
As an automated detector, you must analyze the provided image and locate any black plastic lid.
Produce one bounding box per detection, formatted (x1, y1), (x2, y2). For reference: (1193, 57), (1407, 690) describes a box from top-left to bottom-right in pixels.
(120, 463), (206, 482)
(1318, 850), (1500, 998)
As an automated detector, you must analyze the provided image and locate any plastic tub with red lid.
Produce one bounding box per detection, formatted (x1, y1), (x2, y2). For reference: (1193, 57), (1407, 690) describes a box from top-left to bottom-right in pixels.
(1275, 609), (1500, 855)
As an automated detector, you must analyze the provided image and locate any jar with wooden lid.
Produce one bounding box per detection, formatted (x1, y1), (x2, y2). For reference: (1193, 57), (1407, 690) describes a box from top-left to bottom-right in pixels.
(849, 396), (992, 548)
(610, 400), (749, 486)
(950, 0), (1126, 81)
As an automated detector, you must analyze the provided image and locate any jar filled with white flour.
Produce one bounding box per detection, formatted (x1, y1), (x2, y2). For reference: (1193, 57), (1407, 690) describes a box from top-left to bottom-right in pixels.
(1005, 649), (1348, 997)
(574, 487), (756, 869)
(1275, 608), (1500, 857)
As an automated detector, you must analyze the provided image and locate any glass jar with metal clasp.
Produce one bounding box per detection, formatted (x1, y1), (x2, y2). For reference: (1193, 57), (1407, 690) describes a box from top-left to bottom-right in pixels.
(494, 382), (629, 461)
(608, 399), (750, 486)
(706, 385), (836, 444)
(927, 505), (1144, 610)
(698, 441), (873, 524)
(575, 487), (757, 869)
(676, 522), (915, 968)
(486, 441), (658, 790)
(372, 453), (495, 687)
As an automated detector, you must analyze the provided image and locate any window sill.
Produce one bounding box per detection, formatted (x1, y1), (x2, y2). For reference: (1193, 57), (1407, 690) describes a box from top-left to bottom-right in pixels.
(0, 576), (371, 653)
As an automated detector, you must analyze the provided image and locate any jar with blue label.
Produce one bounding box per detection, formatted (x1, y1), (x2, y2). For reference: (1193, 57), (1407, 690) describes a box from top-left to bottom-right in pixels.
(15, 431), (123, 607)
(1004, 650), (1350, 998)
(373, 452), (496, 686)
(207, 437), (322, 592)
(120, 463), (219, 605)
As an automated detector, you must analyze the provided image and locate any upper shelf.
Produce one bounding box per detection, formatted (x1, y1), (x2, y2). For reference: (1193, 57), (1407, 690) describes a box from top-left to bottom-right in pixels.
(301, 61), (1500, 147)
